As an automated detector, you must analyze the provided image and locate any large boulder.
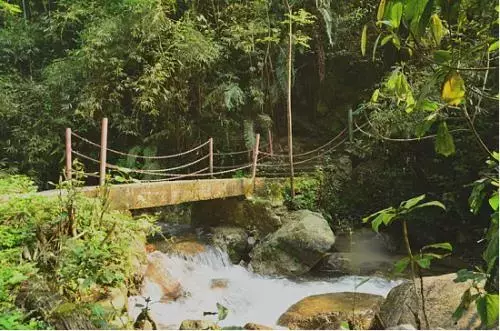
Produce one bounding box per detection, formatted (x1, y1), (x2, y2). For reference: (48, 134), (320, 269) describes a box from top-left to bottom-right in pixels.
(144, 251), (182, 301)
(277, 292), (384, 329)
(313, 252), (396, 276)
(249, 210), (335, 276)
(192, 198), (285, 235)
(377, 273), (483, 330)
(210, 226), (249, 263)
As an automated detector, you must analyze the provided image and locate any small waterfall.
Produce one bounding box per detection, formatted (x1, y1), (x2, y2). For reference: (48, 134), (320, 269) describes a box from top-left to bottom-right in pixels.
(128, 247), (402, 329)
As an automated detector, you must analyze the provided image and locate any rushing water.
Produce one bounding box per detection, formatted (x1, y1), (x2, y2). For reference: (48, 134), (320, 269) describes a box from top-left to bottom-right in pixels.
(128, 247), (402, 329)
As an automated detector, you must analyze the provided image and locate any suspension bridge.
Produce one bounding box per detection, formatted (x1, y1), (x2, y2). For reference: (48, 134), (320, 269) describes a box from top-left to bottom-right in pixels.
(6, 118), (359, 210)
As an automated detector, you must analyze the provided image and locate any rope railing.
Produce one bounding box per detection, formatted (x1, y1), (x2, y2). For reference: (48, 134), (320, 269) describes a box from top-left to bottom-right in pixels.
(65, 118), (357, 186)
(72, 131), (210, 159)
(259, 128), (347, 159)
(213, 149), (252, 156)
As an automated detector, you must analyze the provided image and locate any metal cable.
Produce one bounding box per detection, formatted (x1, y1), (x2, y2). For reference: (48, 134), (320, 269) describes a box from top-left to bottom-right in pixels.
(71, 132), (210, 159)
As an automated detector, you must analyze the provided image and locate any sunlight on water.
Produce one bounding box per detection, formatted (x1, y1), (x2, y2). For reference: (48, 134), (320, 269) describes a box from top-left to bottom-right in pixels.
(128, 248), (402, 329)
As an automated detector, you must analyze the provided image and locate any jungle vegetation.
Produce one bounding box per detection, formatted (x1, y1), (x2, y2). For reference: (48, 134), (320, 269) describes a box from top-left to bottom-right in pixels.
(0, 0), (498, 329)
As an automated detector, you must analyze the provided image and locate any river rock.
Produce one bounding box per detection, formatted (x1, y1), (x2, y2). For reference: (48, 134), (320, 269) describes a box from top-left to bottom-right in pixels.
(165, 240), (206, 256)
(243, 322), (272, 329)
(377, 273), (482, 330)
(96, 286), (128, 312)
(179, 319), (218, 330)
(249, 210), (335, 276)
(314, 252), (395, 276)
(145, 251), (182, 301)
(210, 278), (229, 289)
(277, 292), (384, 329)
(192, 198), (284, 235)
(211, 226), (249, 263)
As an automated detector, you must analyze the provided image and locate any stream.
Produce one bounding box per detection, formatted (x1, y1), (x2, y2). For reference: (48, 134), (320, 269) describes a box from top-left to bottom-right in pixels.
(128, 246), (402, 329)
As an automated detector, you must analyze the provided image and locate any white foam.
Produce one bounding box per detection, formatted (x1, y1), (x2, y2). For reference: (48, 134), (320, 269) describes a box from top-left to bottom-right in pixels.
(128, 247), (401, 329)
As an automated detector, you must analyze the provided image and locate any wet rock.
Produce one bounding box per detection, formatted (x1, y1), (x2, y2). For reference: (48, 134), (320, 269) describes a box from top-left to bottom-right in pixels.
(243, 322), (272, 330)
(179, 319), (218, 330)
(314, 252), (396, 276)
(192, 198), (284, 235)
(249, 210), (335, 276)
(211, 226), (249, 263)
(145, 251), (182, 301)
(277, 292), (384, 329)
(386, 324), (416, 330)
(377, 273), (482, 330)
(96, 286), (128, 312)
(210, 278), (229, 289)
(160, 239), (206, 256)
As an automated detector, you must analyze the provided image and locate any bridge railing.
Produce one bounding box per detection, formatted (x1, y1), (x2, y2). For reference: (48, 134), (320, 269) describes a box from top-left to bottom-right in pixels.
(64, 118), (356, 185)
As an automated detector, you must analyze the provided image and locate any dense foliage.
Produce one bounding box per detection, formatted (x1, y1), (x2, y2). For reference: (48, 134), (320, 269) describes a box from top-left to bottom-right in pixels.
(0, 173), (155, 329)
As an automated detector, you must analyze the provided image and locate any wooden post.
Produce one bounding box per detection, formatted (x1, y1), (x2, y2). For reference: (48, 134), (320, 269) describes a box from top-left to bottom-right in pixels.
(209, 137), (214, 177)
(348, 108), (353, 143)
(99, 118), (108, 186)
(251, 133), (260, 183)
(65, 128), (72, 180)
(267, 128), (273, 156)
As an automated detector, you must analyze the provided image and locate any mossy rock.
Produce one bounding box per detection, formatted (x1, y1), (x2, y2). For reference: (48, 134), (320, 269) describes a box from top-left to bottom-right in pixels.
(277, 292), (384, 330)
(249, 210), (335, 276)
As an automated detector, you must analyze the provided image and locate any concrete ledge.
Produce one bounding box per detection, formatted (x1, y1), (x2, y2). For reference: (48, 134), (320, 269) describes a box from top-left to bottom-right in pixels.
(1, 178), (264, 210)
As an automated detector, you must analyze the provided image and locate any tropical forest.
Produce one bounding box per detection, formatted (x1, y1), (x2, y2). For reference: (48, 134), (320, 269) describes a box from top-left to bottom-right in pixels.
(0, 0), (498, 329)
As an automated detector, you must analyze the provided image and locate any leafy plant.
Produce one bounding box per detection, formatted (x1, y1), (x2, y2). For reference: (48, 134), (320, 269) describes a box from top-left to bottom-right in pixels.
(453, 152), (499, 329)
(363, 194), (449, 328)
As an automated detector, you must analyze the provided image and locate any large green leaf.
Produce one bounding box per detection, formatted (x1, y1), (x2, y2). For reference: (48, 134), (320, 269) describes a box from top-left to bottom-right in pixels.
(371, 211), (396, 232)
(434, 50), (451, 64)
(394, 257), (410, 273)
(411, 200), (446, 211)
(400, 194), (426, 209)
(422, 242), (453, 251)
(377, 0), (387, 22)
(489, 192), (499, 211)
(361, 25), (368, 56)
(389, 2), (403, 29)
(441, 72), (466, 106)
(430, 14), (444, 45)
(435, 122), (455, 157)
(476, 294), (499, 329)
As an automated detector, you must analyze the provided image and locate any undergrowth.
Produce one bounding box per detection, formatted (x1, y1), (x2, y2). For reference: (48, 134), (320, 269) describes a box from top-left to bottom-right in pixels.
(0, 171), (157, 329)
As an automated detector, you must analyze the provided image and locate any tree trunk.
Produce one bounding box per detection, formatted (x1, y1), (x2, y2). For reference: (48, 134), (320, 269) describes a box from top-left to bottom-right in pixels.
(286, 1), (295, 198)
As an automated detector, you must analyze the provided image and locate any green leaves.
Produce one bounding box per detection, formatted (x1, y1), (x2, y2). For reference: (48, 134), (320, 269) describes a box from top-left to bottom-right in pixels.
(441, 72), (466, 106)
(435, 122), (455, 157)
(430, 14), (444, 45)
(216, 302), (229, 321)
(476, 294), (499, 329)
(433, 50), (451, 64)
(422, 242), (452, 251)
(361, 25), (368, 56)
(389, 2), (403, 29)
(377, 0), (387, 22)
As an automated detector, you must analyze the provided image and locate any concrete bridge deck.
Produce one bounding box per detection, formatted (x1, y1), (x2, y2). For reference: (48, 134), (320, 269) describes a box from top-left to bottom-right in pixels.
(3, 178), (265, 210)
